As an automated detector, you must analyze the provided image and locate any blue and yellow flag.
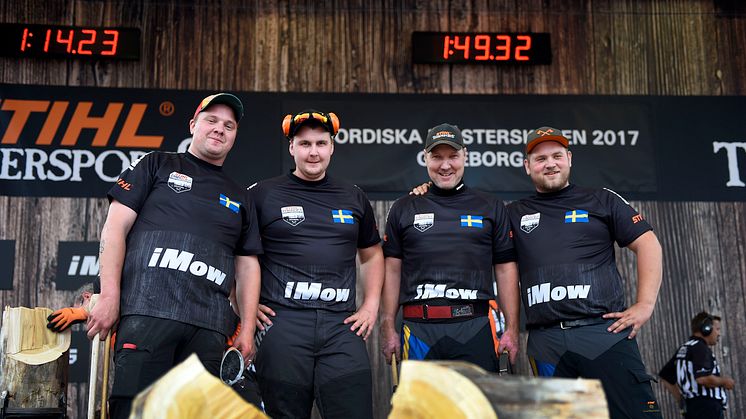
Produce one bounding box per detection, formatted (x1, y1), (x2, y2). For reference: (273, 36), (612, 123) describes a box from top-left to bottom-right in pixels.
(564, 210), (589, 223)
(219, 194), (241, 214)
(460, 215), (483, 228)
(332, 209), (355, 224)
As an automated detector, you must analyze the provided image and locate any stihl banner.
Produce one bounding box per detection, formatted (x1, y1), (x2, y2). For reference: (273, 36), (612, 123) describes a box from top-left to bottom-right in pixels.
(1, 84), (744, 201)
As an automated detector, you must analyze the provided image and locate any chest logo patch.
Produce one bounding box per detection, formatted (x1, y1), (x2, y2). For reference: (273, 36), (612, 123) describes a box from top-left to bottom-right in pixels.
(520, 213), (541, 233)
(281, 206), (305, 226)
(219, 194), (241, 213)
(168, 171), (192, 193)
(565, 209), (589, 223)
(413, 213), (434, 232)
(332, 209), (355, 224)
(460, 215), (483, 228)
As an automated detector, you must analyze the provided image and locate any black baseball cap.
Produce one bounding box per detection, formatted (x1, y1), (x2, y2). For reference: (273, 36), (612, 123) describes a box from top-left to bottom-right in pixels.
(193, 93), (244, 122)
(424, 123), (464, 152)
(525, 126), (569, 154)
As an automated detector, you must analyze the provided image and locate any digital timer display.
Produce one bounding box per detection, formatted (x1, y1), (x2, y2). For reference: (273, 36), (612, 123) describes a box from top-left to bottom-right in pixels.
(0, 24), (140, 60)
(412, 32), (551, 65)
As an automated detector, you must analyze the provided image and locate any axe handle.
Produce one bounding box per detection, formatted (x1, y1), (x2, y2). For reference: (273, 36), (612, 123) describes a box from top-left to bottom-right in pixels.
(100, 332), (112, 419)
(391, 356), (399, 391)
(87, 333), (100, 419)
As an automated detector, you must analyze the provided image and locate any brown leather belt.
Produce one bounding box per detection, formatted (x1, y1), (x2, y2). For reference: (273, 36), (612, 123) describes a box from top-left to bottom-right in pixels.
(402, 302), (488, 320)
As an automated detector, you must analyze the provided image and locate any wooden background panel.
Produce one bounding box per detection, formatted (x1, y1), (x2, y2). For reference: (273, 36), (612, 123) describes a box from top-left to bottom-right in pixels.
(1, 1), (746, 418)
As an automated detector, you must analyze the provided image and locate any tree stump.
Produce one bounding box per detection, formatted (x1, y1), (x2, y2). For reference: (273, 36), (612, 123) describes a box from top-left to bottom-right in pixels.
(0, 306), (70, 411)
(129, 353), (266, 419)
(390, 360), (609, 419)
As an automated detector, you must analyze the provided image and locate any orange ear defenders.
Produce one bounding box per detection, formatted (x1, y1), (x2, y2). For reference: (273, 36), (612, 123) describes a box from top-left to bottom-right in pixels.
(282, 110), (340, 139)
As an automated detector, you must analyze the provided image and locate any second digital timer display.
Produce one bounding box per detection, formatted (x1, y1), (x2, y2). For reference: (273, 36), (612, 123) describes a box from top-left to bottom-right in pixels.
(412, 32), (551, 65)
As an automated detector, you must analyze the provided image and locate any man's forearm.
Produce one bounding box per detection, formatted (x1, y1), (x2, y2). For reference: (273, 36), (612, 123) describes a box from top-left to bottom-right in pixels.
(381, 257), (402, 330)
(235, 255), (261, 336)
(98, 221), (127, 300)
(359, 246), (385, 311)
(696, 374), (732, 388)
(632, 231), (663, 307)
(495, 261), (520, 332)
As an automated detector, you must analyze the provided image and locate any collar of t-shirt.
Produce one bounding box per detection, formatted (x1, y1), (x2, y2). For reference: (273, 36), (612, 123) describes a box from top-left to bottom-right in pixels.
(430, 180), (466, 196)
(535, 183), (575, 199)
(186, 151), (223, 171)
(288, 171), (329, 187)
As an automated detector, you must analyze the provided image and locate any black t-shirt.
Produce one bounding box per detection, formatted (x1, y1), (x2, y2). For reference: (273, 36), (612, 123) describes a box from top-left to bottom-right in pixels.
(383, 182), (515, 305)
(248, 173), (381, 311)
(507, 184), (652, 327)
(108, 151), (262, 336)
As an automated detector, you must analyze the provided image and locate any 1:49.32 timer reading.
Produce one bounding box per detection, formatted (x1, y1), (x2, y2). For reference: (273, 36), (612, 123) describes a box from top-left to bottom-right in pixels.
(412, 32), (551, 65)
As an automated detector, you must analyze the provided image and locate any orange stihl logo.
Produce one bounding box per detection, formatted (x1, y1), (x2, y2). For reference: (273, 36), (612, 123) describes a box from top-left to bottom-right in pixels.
(632, 214), (644, 224)
(0, 99), (164, 148)
(116, 178), (132, 191)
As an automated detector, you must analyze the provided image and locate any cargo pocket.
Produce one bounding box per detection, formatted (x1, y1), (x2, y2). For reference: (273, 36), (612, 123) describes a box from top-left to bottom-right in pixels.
(629, 369), (662, 416)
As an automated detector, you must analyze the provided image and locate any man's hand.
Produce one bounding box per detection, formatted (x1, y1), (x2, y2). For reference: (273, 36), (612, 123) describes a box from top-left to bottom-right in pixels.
(344, 306), (377, 340)
(86, 294), (119, 340)
(410, 182), (431, 196)
(497, 328), (519, 364)
(723, 377), (736, 390)
(603, 301), (655, 339)
(380, 324), (401, 363)
(256, 304), (275, 331)
(47, 307), (88, 332)
(232, 326), (256, 364)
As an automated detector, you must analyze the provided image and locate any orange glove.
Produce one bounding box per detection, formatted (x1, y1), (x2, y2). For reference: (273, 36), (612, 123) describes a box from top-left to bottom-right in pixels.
(226, 321), (241, 347)
(46, 307), (88, 333)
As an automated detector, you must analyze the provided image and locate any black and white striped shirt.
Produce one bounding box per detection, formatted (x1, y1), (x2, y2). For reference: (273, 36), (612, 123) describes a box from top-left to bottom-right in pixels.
(675, 337), (728, 407)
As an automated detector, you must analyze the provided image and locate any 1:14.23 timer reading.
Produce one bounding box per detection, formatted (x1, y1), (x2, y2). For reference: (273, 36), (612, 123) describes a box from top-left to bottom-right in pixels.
(0, 24), (140, 60)
(412, 32), (551, 65)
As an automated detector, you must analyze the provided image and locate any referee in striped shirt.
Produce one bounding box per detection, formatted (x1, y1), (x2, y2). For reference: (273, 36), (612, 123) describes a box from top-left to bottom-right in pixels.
(660, 312), (735, 418)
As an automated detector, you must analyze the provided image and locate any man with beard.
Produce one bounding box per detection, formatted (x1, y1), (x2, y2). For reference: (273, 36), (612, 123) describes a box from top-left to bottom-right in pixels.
(380, 123), (520, 371)
(507, 126), (664, 419)
(249, 110), (384, 419)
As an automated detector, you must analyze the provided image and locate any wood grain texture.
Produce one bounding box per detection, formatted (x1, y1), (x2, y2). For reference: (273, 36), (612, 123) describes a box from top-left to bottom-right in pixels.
(1, 1), (745, 418)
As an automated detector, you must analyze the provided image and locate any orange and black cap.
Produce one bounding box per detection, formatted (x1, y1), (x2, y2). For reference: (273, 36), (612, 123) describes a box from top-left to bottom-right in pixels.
(193, 93), (244, 122)
(282, 109), (340, 139)
(525, 126), (569, 154)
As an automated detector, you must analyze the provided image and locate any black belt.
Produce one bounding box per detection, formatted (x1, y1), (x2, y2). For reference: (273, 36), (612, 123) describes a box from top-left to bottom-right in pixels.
(402, 302), (489, 320)
(531, 317), (608, 330)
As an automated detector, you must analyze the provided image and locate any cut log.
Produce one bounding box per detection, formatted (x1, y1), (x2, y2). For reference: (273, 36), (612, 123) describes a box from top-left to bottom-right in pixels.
(0, 306), (69, 410)
(390, 360), (609, 419)
(129, 353), (266, 419)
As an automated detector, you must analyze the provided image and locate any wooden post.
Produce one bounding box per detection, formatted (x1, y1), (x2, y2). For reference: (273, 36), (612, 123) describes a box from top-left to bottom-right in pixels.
(0, 306), (69, 412)
(390, 360), (609, 419)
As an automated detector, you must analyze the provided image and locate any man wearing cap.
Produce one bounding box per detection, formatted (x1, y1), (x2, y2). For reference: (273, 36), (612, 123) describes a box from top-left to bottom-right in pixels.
(86, 93), (262, 419)
(380, 123), (520, 372)
(507, 127), (663, 418)
(248, 109), (384, 419)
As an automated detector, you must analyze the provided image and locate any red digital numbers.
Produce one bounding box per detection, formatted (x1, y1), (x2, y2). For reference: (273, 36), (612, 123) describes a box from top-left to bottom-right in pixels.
(101, 30), (119, 55)
(77, 29), (96, 55)
(56, 29), (74, 53)
(439, 33), (540, 62)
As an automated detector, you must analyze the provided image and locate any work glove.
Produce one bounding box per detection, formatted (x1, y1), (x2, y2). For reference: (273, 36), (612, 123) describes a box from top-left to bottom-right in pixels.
(46, 307), (88, 332)
(226, 321), (241, 347)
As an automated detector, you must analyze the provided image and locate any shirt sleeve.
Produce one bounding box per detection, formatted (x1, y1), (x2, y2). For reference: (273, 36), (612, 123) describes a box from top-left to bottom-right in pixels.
(492, 199), (516, 264)
(689, 341), (715, 378)
(107, 151), (159, 212)
(382, 199), (404, 258)
(658, 354), (677, 384)
(236, 189), (263, 256)
(356, 189), (382, 249)
(601, 188), (653, 247)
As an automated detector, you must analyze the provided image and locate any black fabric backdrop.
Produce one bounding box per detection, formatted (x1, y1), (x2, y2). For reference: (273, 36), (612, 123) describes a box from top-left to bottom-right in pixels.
(1, 84), (744, 201)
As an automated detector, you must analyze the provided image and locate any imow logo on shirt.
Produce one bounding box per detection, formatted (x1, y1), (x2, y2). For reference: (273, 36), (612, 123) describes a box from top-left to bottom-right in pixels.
(148, 248), (226, 285)
(526, 282), (591, 307)
(284, 282), (351, 302)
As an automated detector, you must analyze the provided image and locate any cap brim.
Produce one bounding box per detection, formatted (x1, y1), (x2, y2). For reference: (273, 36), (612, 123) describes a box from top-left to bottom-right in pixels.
(526, 136), (569, 154)
(425, 140), (463, 152)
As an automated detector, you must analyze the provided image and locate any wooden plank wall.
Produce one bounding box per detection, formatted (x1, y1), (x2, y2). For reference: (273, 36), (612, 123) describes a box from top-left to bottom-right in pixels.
(1, 1), (745, 418)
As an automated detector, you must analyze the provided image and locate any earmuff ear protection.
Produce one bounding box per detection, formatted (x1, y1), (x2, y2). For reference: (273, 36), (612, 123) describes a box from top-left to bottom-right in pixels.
(700, 315), (714, 337)
(281, 110), (340, 139)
